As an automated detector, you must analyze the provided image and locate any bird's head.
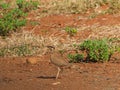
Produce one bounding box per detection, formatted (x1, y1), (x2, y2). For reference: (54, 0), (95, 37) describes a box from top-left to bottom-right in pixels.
(46, 45), (55, 51)
(44, 45), (55, 55)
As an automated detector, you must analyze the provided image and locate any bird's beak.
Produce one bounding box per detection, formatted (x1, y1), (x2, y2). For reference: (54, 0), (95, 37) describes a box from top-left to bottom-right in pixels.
(46, 45), (55, 49)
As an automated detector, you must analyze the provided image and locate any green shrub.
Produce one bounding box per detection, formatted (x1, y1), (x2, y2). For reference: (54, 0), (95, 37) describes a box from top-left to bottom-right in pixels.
(65, 26), (77, 36)
(68, 53), (84, 63)
(16, 0), (39, 12)
(0, 0), (39, 36)
(0, 3), (10, 10)
(0, 8), (26, 36)
(79, 39), (111, 62)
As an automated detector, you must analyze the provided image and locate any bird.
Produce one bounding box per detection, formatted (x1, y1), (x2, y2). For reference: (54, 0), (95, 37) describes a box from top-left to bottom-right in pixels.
(46, 46), (71, 79)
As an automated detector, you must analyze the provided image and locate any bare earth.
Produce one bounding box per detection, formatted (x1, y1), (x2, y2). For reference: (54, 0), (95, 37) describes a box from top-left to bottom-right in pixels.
(0, 54), (120, 90)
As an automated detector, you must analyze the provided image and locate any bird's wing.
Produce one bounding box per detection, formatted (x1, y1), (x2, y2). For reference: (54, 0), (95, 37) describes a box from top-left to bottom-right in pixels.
(50, 53), (68, 67)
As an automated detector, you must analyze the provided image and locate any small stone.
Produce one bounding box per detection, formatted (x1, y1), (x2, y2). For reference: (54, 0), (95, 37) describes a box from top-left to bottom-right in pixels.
(52, 82), (61, 85)
(26, 57), (38, 64)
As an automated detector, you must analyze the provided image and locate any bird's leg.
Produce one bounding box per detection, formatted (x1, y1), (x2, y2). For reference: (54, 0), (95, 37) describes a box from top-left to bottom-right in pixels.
(60, 67), (64, 73)
(56, 67), (61, 79)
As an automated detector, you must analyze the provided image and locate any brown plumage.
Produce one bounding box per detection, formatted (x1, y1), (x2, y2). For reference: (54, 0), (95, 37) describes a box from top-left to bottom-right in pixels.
(50, 53), (68, 67)
(47, 46), (70, 79)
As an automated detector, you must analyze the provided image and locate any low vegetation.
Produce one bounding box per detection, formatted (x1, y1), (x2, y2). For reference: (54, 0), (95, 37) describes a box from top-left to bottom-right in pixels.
(0, 0), (39, 36)
(79, 39), (111, 62)
(64, 26), (77, 37)
(68, 38), (120, 63)
(0, 29), (119, 63)
(68, 53), (84, 63)
(0, 44), (32, 57)
(67, 39), (110, 63)
(108, 38), (120, 53)
(40, 0), (120, 15)
(16, 0), (39, 12)
(0, 8), (26, 36)
(0, 31), (75, 57)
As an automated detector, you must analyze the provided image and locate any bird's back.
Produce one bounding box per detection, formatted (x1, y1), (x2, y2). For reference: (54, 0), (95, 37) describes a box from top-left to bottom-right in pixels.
(50, 53), (68, 67)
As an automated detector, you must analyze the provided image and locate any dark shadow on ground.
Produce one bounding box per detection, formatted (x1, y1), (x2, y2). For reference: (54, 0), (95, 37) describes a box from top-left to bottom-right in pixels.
(36, 76), (56, 79)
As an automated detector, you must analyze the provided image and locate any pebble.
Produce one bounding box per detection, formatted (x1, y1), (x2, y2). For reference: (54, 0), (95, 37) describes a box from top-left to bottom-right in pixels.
(26, 57), (38, 64)
(52, 82), (61, 85)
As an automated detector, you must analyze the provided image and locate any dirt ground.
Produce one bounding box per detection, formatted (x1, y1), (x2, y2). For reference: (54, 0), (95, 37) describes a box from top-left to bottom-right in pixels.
(0, 0), (120, 90)
(0, 54), (120, 90)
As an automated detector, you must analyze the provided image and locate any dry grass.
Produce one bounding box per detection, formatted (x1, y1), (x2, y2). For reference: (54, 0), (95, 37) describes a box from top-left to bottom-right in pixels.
(0, 30), (77, 57)
(0, 24), (120, 57)
(39, 0), (120, 15)
(85, 24), (120, 39)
